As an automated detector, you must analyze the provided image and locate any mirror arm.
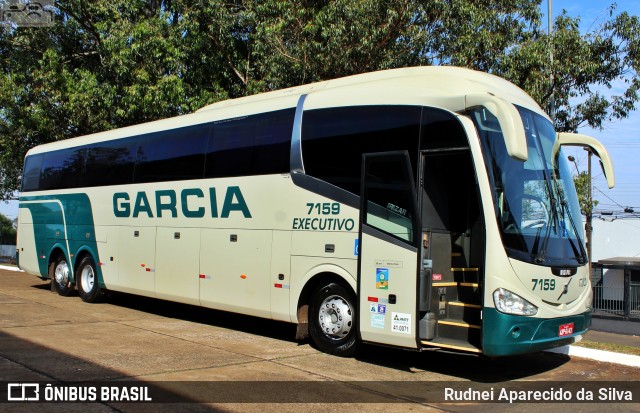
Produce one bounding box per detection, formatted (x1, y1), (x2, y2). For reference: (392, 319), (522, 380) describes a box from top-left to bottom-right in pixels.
(465, 95), (528, 162)
(555, 132), (615, 189)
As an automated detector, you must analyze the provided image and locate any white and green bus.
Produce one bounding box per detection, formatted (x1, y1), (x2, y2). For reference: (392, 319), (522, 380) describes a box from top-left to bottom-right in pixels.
(17, 66), (614, 357)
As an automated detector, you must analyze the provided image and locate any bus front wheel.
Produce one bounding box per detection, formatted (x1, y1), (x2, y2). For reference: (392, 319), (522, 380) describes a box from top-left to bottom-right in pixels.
(308, 282), (359, 357)
(77, 255), (104, 303)
(51, 254), (73, 297)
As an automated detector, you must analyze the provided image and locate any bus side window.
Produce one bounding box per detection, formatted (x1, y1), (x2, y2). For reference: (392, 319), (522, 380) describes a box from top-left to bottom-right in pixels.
(22, 154), (44, 192)
(84, 141), (135, 187)
(40, 148), (86, 190)
(205, 108), (294, 179)
(133, 124), (208, 184)
(301, 106), (421, 195)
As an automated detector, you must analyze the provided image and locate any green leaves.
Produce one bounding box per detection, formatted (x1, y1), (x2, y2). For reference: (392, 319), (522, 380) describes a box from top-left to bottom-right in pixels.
(0, 212), (16, 245)
(245, 0), (422, 90)
(573, 171), (598, 215)
(1, 1), (639, 199)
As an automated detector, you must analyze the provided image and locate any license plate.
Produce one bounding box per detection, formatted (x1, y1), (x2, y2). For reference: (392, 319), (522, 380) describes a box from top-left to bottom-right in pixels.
(558, 323), (574, 337)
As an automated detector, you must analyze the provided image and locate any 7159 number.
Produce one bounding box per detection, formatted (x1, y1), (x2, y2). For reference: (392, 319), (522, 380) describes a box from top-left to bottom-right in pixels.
(531, 278), (556, 291)
(307, 202), (340, 215)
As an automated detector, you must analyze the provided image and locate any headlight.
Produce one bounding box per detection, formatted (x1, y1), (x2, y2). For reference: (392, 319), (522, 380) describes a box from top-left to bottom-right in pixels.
(493, 288), (538, 316)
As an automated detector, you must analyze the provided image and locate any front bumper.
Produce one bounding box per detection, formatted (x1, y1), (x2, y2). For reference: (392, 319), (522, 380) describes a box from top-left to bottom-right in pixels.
(482, 308), (591, 357)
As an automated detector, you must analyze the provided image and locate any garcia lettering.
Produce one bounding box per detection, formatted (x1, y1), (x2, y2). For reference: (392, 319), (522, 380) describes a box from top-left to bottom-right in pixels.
(113, 186), (251, 219)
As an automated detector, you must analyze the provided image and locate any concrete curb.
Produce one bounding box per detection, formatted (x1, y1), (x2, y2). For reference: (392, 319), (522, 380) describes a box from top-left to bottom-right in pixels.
(0, 264), (22, 272)
(546, 345), (640, 368)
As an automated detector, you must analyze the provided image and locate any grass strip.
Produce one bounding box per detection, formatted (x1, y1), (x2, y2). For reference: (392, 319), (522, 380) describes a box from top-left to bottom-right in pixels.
(573, 339), (640, 356)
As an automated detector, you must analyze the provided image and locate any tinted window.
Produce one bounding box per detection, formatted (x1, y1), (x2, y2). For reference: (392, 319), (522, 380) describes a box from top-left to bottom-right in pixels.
(40, 148), (86, 190)
(22, 154), (43, 192)
(84, 140), (135, 187)
(205, 109), (294, 178)
(301, 106), (422, 194)
(363, 153), (417, 244)
(134, 124), (209, 183)
(419, 108), (472, 231)
(420, 108), (468, 150)
(21, 109), (295, 191)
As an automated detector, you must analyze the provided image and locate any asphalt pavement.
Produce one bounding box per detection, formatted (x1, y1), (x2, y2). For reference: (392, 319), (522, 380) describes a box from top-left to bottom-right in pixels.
(1, 264), (638, 357)
(1, 265), (640, 412)
(589, 318), (640, 343)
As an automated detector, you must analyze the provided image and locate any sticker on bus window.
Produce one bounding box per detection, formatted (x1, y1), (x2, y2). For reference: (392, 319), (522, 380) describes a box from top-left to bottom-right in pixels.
(376, 268), (389, 289)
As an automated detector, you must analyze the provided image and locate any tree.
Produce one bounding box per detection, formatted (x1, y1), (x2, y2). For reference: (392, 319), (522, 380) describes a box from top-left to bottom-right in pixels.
(246, 0), (424, 90)
(501, 6), (640, 133)
(1, 1), (639, 199)
(572, 171), (598, 216)
(0, 212), (16, 245)
(0, 0), (231, 199)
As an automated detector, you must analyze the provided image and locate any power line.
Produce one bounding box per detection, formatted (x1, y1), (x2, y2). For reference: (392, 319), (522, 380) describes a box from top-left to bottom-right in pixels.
(593, 186), (625, 208)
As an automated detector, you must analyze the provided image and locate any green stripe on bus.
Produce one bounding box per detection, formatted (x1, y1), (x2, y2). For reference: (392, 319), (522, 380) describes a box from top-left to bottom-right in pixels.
(19, 194), (103, 286)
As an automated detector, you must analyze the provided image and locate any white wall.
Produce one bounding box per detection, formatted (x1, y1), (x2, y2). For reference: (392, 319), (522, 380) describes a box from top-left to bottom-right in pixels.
(0, 245), (16, 258)
(590, 218), (640, 290)
(591, 218), (640, 261)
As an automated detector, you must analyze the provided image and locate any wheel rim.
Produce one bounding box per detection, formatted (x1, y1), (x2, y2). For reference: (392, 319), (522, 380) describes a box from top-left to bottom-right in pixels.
(81, 265), (95, 292)
(54, 260), (69, 285)
(318, 294), (353, 340)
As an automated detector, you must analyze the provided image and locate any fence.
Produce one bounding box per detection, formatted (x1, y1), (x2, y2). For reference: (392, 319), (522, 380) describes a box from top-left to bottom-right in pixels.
(0, 244), (16, 264)
(591, 259), (640, 321)
(592, 283), (640, 320)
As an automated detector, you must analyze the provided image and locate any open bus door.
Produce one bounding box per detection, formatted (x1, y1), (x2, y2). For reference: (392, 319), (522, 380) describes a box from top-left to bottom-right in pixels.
(358, 151), (420, 349)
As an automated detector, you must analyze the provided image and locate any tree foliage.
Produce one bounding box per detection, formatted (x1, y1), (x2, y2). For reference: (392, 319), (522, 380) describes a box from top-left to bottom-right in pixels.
(1, 0), (639, 199)
(572, 171), (598, 215)
(0, 212), (16, 245)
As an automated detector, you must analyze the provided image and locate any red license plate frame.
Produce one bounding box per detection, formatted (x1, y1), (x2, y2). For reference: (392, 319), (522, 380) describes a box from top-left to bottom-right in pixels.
(558, 322), (574, 337)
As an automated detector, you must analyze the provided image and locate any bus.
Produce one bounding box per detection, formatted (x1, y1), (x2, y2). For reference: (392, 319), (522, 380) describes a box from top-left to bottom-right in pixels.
(16, 66), (615, 357)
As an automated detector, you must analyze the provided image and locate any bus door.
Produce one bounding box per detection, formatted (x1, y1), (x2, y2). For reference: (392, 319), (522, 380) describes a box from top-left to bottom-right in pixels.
(358, 151), (420, 349)
(419, 149), (484, 353)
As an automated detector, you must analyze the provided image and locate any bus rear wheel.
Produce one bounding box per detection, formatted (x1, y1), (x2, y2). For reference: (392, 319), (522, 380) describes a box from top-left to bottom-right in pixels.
(77, 255), (104, 303)
(308, 282), (359, 357)
(51, 254), (73, 297)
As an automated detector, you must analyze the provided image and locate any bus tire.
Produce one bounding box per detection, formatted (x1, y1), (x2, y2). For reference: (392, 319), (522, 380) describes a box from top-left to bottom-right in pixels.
(51, 254), (73, 297)
(77, 255), (104, 303)
(308, 282), (359, 357)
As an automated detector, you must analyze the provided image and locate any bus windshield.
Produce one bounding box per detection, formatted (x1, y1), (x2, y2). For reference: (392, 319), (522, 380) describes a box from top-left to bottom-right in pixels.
(472, 106), (586, 267)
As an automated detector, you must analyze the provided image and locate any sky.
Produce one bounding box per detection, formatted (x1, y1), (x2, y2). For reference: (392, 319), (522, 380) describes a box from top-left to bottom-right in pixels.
(546, 0), (640, 217)
(1, 1), (639, 223)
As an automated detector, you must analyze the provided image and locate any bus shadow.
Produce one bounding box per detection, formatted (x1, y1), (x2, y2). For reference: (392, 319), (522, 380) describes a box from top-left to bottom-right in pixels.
(104, 289), (571, 381)
(0, 330), (228, 412)
(30, 281), (570, 382)
(30, 280), (298, 343)
(106, 292), (572, 381)
(106, 290), (299, 343)
(355, 344), (571, 382)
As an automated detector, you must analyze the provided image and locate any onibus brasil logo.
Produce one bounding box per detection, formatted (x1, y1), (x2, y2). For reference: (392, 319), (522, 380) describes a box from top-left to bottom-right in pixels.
(1, 1), (54, 27)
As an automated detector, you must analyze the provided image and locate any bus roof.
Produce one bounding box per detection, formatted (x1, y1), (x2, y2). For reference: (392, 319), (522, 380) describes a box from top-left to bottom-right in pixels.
(26, 66), (544, 156)
(197, 66), (542, 115)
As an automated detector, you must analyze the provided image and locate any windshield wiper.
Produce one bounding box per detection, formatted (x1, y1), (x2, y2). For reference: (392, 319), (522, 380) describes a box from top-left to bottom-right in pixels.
(533, 161), (560, 263)
(557, 185), (588, 264)
(537, 176), (587, 265)
(534, 196), (556, 264)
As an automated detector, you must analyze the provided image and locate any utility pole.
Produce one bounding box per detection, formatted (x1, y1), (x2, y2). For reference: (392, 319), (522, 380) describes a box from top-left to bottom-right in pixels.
(586, 149), (593, 274)
(548, 0), (554, 120)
